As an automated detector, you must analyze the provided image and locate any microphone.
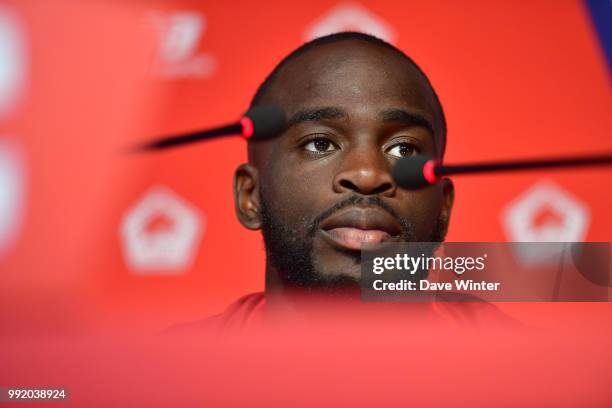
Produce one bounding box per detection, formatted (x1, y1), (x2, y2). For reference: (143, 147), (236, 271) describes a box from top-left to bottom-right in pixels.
(131, 105), (286, 152)
(393, 153), (612, 189)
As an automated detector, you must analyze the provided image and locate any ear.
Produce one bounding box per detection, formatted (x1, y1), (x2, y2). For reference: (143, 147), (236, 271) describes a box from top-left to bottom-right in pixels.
(233, 163), (263, 230)
(437, 177), (455, 239)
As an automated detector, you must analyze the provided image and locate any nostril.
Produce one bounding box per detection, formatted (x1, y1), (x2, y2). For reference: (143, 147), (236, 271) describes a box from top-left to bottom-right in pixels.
(339, 179), (358, 191)
(338, 179), (393, 195)
(371, 182), (393, 195)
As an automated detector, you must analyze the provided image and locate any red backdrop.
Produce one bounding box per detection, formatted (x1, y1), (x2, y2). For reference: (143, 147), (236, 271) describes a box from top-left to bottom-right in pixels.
(1, 0), (611, 333)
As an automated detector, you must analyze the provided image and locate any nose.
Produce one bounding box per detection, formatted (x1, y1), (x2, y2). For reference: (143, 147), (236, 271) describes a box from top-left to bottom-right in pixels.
(332, 145), (396, 196)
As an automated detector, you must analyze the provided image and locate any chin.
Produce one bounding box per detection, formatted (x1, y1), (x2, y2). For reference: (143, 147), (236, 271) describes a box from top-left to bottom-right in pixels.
(311, 264), (363, 288)
(310, 249), (363, 280)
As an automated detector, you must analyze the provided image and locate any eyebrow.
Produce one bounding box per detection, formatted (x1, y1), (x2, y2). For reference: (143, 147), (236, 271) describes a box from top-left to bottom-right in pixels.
(380, 109), (435, 135)
(286, 107), (348, 128)
(285, 106), (435, 135)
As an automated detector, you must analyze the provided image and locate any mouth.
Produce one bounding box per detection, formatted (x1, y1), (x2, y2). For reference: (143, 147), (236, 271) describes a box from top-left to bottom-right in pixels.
(319, 206), (402, 251)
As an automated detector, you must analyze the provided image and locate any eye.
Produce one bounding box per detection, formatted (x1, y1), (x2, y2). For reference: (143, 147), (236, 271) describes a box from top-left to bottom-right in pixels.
(386, 142), (417, 158)
(303, 137), (338, 153)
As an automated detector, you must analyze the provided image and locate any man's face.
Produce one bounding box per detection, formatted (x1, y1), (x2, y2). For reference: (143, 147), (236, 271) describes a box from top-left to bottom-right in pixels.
(235, 40), (453, 287)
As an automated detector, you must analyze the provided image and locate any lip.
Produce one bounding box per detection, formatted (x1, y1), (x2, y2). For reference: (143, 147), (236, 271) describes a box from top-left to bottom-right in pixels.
(319, 206), (402, 251)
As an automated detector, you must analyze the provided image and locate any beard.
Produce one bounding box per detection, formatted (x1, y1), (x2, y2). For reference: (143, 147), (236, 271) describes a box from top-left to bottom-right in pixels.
(260, 194), (447, 290)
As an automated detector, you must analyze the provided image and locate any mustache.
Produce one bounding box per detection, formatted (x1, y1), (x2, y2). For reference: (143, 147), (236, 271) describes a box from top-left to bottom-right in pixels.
(310, 195), (406, 235)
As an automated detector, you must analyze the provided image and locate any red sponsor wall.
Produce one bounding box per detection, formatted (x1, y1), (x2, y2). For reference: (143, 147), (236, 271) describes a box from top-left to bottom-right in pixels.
(0, 0), (611, 333)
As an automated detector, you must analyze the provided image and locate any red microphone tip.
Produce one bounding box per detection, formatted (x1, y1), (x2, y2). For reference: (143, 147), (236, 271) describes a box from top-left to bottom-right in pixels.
(423, 160), (438, 183)
(240, 116), (254, 139)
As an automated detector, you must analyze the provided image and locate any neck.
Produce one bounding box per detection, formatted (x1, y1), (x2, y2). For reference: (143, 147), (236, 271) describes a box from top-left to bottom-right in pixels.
(263, 260), (436, 323)
(264, 261), (362, 313)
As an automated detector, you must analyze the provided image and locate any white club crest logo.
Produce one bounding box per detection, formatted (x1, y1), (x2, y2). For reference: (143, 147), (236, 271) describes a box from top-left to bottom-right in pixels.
(304, 2), (396, 43)
(146, 11), (217, 78)
(120, 186), (204, 274)
(501, 180), (590, 264)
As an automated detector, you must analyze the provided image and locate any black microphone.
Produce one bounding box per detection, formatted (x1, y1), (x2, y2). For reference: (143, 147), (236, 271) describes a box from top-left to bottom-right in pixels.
(393, 153), (612, 189)
(131, 105), (286, 152)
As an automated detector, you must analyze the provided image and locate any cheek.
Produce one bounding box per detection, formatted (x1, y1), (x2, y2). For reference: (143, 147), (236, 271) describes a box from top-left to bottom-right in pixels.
(397, 187), (443, 237)
(260, 163), (329, 225)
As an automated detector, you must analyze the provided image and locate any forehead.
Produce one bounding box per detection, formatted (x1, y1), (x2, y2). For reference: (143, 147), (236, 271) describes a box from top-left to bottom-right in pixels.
(263, 40), (438, 121)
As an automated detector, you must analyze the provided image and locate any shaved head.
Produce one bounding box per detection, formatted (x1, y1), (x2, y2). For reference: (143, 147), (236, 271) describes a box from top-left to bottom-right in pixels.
(249, 32), (447, 161)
